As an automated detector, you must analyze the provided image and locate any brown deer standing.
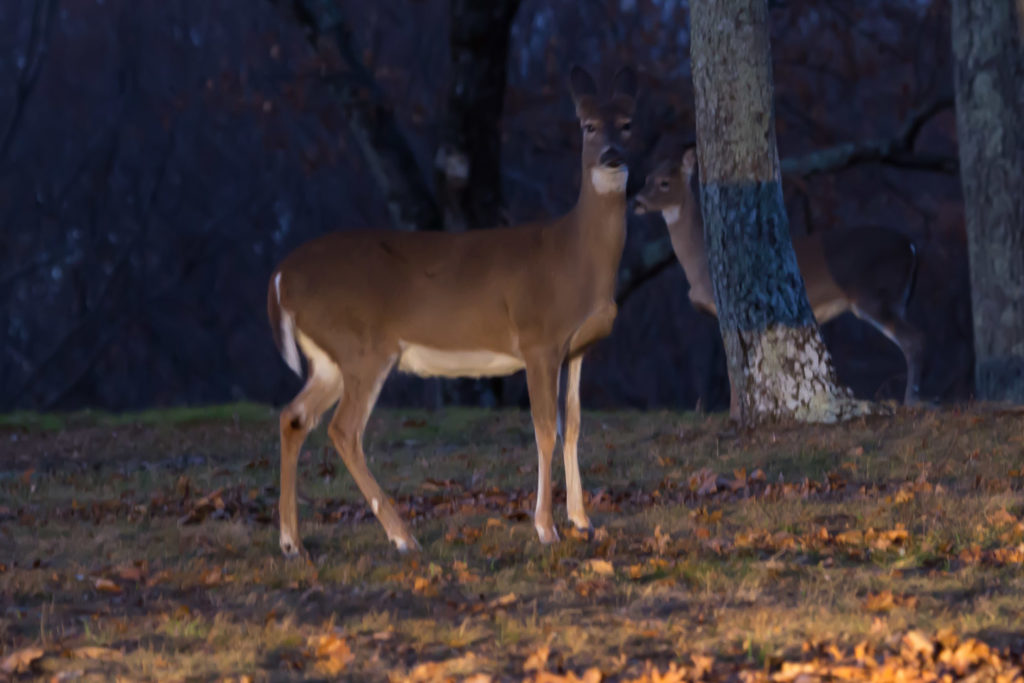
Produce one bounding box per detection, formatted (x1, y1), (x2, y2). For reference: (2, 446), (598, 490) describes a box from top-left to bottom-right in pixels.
(266, 67), (636, 556)
(635, 147), (924, 410)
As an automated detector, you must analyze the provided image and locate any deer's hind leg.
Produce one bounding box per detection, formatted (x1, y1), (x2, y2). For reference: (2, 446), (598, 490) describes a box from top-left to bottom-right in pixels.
(278, 334), (344, 558)
(326, 352), (419, 552)
(851, 302), (925, 405)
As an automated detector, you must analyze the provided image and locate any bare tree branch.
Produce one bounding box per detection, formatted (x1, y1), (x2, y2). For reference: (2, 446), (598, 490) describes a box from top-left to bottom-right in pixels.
(0, 0), (58, 163)
(780, 98), (957, 177)
(616, 237), (678, 305)
(270, 0), (441, 231)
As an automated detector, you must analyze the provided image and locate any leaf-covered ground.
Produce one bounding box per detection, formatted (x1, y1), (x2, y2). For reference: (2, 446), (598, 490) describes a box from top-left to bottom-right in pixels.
(1, 404), (1023, 681)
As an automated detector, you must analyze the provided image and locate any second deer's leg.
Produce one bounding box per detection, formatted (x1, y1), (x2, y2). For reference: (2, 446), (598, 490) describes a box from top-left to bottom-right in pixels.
(889, 319), (925, 404)
(326, 354), (419, 552)
(525, 350), (562, 544)
(852, 303), (924, 405)
(563, 354), (592, 533)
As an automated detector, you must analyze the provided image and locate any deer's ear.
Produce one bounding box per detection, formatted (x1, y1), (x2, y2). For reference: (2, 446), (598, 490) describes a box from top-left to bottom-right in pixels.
(569, 66), (598, 111)
(681, 147), (697, 179)
(611, 66), (637, 100)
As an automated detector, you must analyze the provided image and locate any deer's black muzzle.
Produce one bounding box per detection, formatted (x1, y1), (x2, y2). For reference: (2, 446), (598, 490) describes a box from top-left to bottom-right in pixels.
(600, 147), (625, 169)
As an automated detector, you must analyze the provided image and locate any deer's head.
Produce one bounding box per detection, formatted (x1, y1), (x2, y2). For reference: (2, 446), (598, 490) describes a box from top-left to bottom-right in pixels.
(570, 66), (637, 195)
(634, 146), (697, 223)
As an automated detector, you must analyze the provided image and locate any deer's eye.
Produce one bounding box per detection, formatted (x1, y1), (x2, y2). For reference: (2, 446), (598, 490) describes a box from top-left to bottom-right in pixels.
(620, 121), (632, 133)
(659, 179), (670, 190)
(583, 122), (597, 134)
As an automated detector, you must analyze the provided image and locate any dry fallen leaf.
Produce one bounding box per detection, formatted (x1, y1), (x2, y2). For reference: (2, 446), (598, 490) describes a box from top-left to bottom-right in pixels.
(863, 590), (894, 612)
(94, 577), (122, 594)
(200, 567), (224, 586)
(405, 653), (484, 681)
(1, 647), (43, 674)
(532, 668), (601, 683)
(691, 654), (714, 678)
(582, 558), (615, 576)
(72, 646), (124, 661)
(523, 645), (550, 672)
(307, 633), (354, 676)
(489, 592), (516, 609)
(901, 629), (935, 660)
(987, 508), (1017, 527)
(623, 661), (688, 683)
(146, 569), (173, 587)
(772, 661), (817, 681)
(113, 562), (145, 582)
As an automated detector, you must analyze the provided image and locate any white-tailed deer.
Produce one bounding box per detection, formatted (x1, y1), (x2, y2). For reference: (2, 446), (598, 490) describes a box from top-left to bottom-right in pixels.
(266, 66), (636, 556)
(635, 147), (924, 407)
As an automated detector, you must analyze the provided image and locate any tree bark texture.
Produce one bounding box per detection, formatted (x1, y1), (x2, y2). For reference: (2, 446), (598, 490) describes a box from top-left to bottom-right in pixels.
(951, 0), (1024, 402)
(436, 0), (521, 232)
(690, 0), (867, 424)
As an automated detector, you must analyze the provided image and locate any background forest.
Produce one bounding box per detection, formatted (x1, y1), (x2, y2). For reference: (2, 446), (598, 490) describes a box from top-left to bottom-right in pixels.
(0, 0), (967, 412)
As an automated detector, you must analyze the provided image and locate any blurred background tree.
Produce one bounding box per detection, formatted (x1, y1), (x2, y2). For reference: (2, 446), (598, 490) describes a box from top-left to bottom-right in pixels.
(950, 0), (1024, 403)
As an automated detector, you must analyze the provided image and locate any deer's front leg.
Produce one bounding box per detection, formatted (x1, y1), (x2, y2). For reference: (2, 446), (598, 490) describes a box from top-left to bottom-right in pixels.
(525, 350), (561, 544)
(563, 354), (592, 534)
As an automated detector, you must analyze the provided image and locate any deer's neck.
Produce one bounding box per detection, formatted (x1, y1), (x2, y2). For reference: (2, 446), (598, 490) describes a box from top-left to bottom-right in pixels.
(664, 199), (715, 304)
(568, 166), (629, 293)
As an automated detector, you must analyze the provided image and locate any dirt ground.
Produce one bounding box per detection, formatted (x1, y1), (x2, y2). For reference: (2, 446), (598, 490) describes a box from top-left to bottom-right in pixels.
(1, 403), (1023, 681)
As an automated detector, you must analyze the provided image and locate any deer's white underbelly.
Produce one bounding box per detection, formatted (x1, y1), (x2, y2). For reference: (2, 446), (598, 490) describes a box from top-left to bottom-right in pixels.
(397, 343), (525, 378)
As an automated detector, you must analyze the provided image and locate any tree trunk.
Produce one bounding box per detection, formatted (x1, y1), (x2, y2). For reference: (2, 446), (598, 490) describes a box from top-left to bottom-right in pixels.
(436, 0), (521, 232)
(433, 0), (521, 408)
(951, 0), (1024, 403)
(689, 0), (870, 425)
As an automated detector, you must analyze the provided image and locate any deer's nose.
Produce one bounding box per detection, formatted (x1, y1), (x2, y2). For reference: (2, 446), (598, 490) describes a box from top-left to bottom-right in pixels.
(599, 147), (625, 169)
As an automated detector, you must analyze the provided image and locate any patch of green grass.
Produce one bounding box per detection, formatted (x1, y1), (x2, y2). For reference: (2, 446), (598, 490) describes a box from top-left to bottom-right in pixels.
(0, 401), (274, 432)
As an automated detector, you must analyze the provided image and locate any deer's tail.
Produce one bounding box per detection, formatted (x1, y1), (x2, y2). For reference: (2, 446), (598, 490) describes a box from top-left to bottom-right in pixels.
(901, 240), (921, 318)
(268, 271), (303, 377)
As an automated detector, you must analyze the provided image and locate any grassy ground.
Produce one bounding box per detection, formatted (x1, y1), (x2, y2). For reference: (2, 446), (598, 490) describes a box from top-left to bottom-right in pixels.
(1, 403), (1023, 681)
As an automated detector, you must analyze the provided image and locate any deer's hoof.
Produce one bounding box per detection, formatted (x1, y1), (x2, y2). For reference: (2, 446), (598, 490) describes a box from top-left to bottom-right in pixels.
(279, 531), (302, 558)
(569, 517), (595, 542)
(391, 535), (421, 554)
(535, 522), (560, 545)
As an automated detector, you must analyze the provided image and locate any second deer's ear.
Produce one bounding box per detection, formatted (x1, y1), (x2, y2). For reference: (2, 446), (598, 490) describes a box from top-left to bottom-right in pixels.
(569, 66), (598, 110)
(681, 147), (697, 179)
(611, 66), (637, 100)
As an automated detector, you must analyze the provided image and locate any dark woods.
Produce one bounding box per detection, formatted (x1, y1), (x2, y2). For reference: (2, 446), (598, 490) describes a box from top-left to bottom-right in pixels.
(1, 0), (968, 412)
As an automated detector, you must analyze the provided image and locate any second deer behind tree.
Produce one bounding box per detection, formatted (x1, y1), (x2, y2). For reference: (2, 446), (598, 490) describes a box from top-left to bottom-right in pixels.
(635, 146), (924, 407)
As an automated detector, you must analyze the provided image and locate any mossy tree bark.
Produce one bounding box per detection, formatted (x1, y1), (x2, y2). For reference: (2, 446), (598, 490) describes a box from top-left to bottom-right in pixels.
(951, 0), (1024, 403)
(689, 0), (869, 425)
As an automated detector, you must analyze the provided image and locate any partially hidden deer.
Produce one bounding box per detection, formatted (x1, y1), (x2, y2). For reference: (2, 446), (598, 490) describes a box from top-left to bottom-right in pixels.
(266, 66), (636, 556)
(635, 147), (924, 408)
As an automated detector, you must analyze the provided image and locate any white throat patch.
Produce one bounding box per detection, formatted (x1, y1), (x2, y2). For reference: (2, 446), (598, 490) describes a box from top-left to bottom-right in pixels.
(661, 205), (681, 225)
(590, 167), (628, 195)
